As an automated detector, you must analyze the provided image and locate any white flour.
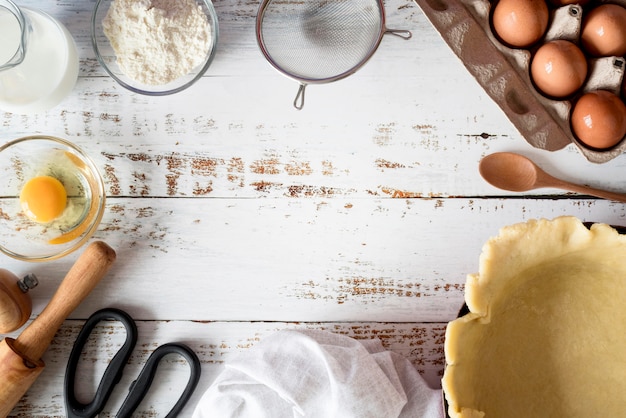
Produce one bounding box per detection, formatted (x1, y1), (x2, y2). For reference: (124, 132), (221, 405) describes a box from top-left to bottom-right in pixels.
(103, 0), (211, 86)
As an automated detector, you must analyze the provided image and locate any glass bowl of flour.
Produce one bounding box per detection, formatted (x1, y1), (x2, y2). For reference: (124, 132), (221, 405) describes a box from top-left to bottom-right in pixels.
(91, 0), (219, 95)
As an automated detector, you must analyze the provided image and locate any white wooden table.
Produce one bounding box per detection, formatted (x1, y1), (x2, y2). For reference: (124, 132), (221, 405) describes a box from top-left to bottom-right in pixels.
(6, 0), (626, 416)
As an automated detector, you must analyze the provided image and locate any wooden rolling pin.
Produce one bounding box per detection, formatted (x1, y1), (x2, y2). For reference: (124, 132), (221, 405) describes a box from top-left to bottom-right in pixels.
(0, 241), (116, 418)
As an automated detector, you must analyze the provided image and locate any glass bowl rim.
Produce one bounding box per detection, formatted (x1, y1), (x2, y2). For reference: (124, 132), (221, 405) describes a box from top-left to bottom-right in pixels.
(90, 0), (220, 96)
(0, 135), (106, 262)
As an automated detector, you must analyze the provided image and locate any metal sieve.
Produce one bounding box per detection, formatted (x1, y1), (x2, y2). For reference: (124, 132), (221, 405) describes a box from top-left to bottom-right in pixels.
(256, 0), (411, 109)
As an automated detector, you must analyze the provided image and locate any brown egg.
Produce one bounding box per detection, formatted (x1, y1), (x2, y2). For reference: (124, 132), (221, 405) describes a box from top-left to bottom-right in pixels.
(581, 4), (626, 57)
(549, 0), (591, 5)
(530, 40), (587, 98)
(492, 0), (549, 48)
(571, 90), (626, 149)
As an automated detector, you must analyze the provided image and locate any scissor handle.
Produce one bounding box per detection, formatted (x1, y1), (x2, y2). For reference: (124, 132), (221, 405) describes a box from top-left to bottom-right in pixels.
(64, 308), (138, 418)
(116, 342), (202, 418)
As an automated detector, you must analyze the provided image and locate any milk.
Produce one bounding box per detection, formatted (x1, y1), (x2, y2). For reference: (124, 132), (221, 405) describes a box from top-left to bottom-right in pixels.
(0, 6), (78, 114)
(0, 7), (20, 66)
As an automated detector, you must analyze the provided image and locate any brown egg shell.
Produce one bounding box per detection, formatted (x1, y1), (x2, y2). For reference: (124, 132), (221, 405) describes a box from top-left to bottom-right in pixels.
(414, 0), (626, 163)
(571, 88), (626, 150)
(490, 0), (550, 48)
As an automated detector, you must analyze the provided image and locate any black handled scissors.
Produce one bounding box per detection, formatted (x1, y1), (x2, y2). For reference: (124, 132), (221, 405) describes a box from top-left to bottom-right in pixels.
(64, 308), (201, 418)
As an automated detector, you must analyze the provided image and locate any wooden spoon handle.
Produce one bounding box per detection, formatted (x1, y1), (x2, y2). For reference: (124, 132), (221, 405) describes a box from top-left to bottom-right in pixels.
(553, 178), (626, 203)
(13, 241), (116, 362)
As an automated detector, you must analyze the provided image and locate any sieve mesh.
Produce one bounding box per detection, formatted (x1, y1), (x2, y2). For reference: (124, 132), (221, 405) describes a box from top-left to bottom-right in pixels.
(257, 0), (384, 81)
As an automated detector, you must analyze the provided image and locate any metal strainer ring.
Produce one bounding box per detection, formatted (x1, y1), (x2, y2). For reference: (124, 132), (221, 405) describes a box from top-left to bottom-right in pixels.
(256, 0), (411, 109)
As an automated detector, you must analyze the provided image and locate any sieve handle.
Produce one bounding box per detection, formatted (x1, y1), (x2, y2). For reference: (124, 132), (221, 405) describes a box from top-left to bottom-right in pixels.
(293, 83), (307, 110)
(385, 28), (412, 40)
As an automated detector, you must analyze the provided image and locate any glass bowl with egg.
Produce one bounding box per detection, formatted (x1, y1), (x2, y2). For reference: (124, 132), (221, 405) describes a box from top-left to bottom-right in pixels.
(91, 0), (219, 96)
(0, 135), (106, 262)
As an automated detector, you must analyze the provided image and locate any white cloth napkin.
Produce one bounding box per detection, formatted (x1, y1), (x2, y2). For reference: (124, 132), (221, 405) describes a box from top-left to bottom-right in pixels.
(193, 329), (444, 418)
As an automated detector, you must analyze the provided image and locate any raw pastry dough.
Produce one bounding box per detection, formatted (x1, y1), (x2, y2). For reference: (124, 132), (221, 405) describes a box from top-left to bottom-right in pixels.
(442, 216), (626, 418)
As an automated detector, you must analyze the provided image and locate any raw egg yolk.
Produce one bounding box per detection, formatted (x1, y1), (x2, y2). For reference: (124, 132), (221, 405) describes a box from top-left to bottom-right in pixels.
(20, 176), (67, 223)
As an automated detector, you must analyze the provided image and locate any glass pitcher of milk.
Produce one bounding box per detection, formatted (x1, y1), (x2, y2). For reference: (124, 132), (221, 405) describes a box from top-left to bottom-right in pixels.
(0, 0), (79, 114)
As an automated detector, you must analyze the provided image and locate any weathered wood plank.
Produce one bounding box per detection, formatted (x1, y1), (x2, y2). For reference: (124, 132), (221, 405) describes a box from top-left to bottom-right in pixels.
(0, 197), (622, 324)
(7, 0), (626, 199)
(6, 320), (447, 417)
(5, 0), (626, 417)
(3, 73), (624, 200)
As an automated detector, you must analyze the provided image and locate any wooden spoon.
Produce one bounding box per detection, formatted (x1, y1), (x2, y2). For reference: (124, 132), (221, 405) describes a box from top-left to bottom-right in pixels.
(479, 152), (626, 203)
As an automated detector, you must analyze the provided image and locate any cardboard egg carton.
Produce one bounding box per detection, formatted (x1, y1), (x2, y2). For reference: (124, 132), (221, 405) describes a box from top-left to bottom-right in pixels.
(413, 0), (626, 163)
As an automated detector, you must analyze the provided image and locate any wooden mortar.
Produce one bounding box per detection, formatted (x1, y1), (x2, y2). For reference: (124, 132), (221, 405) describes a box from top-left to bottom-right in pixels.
(0, 270), (38, 334)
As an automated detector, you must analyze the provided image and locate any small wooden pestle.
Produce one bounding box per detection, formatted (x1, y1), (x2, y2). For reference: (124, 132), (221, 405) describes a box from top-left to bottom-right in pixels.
(0, 241), (116, 418)
(0, 270), (38, 334)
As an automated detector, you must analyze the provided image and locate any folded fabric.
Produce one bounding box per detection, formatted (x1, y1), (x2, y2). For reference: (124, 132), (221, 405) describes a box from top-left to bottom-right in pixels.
(193, 329), (444, 418)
